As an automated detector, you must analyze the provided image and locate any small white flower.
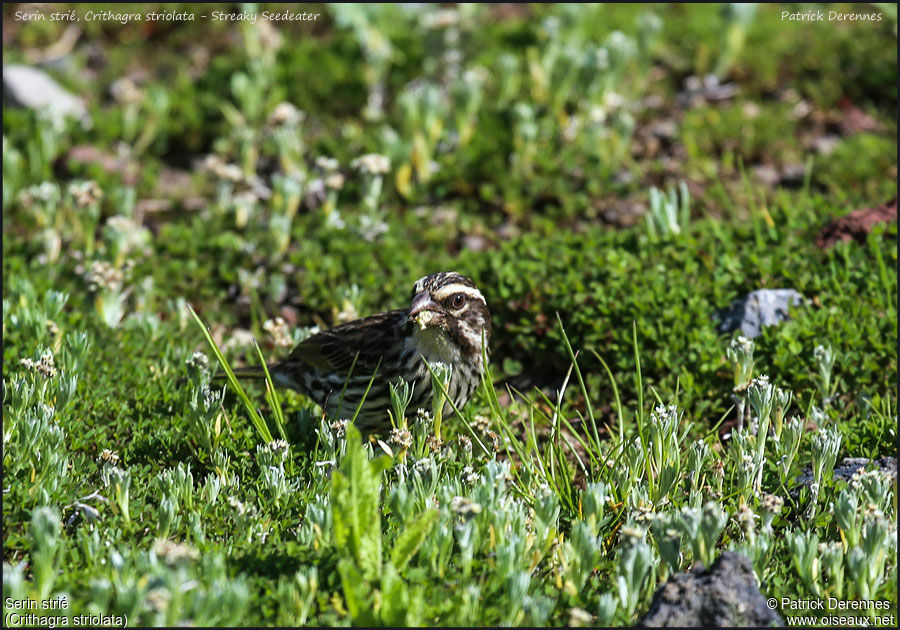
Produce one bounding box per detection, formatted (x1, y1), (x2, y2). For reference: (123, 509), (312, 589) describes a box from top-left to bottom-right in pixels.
(632, 505), (654, 523)
(186, 351), (210, 373)
(263, 317), (293, 347)
(97, 449), (121, 466)
(421, 8), (459, 29)
(268, 439), (290, 455)
(109, 78), (144, 105)
(153, 539), (199, 565)
(233, 190), (259, 207)
(330, 419), (349, 438)
(211, 161), (243, 183)
(18, 182), (61, 208)
(735, 504), (757, 534)
(351, 153), (391, 175)
(269, 102), (304, 126)
(862, 503), (884, 521)
(471, 415), (491, 433)
(68, 180), (103, 207)
(228, 496), (247, 515)
(568, 607), (594, 627)
(325, 173), (345, 191)
(23, 349), (59, 378)
(620, 526), (646, 542)
(761, 493), (784, 513)
(314, 156), (339, 172)
(450, 496), (482, 517)
(389, 427), (412, 449)
(145, 587), (171, 613)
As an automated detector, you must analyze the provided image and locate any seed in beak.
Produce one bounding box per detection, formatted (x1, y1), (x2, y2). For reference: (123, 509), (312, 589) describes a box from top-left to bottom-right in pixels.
(415, 310), (434, 330)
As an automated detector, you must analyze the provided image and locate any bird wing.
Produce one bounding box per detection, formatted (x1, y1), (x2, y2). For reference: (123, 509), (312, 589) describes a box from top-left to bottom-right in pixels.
(286, 309), (407, 377)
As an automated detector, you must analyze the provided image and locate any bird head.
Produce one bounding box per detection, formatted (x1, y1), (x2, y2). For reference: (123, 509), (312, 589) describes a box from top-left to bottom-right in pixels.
(407, 271), (491, 361)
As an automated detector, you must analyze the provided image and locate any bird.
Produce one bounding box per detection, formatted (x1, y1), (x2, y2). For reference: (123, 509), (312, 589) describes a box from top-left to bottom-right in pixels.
(225, 271), (491, 434)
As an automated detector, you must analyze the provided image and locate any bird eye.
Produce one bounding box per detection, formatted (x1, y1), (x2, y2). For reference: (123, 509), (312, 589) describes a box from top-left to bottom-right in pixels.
(450, 293), (466, 309)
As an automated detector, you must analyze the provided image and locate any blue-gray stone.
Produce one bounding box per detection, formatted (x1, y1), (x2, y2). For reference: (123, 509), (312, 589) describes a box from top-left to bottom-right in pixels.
(715, 289), (806, 338)
(637, 551), (783, 627)
(3, 64), (88, 122)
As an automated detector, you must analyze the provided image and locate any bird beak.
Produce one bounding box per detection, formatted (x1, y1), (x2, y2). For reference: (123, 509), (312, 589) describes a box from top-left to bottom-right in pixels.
(409, 293), (441, 324)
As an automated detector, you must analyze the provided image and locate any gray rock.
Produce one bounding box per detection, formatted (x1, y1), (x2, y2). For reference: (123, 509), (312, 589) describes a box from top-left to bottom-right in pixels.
(812, 134), (841, 156)
(795, 456), (896, 488)
(780, 163), (807, 186)
(752, 164), (780, 187)
(678, 74), (739, 108)
(649, 119), (678, 140)
(715, 289), (806, 338)
(637, 551), (783, 627)
(3, 64), (88, 122)
(460, 234), (489, 252)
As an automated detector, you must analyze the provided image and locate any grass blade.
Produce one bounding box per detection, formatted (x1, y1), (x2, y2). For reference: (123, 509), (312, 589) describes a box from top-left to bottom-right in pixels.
(188, 303), (274, 444)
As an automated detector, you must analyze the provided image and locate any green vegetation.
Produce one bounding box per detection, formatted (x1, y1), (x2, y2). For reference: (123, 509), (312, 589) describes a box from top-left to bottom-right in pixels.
(3, 3), (897, 626)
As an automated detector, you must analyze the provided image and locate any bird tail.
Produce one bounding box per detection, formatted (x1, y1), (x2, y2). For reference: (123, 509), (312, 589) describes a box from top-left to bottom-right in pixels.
(212, 365), (272, 380)
(177, 364), (277, 387)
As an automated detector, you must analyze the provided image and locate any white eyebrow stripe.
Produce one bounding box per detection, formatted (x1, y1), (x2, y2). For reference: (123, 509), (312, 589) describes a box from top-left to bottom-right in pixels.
(432, 284), (485, 303)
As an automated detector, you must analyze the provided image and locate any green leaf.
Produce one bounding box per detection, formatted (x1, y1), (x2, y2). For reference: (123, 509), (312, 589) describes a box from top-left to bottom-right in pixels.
(378, 562), (409, 626)
(390, 508), (439, 572)
(331, 424), (389, 582)
(337, 556), (376, 626)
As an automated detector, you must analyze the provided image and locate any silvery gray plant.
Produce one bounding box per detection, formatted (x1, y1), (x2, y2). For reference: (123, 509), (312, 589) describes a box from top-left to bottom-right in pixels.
(772, 386), (792, 439)
(819, 541), (845, 599)
(276, 566), (319, 626)
(833, 487), (862, 549)
(186, 383), (225, 455)
(813, 344), (836, 405)
(729, 500), (776, 578)
(101, 466), (132, 523)
(649, 512), (683, 577)
(158, 463), (195, 512)
(532, 490), (561, 546)
(773, 415), (804, 485)
(687, 439), (710, 498)
(676, 502), (728, 568)
(831, 471), (897, 601)
(30, 506), (63, 600)
(747, 375), (776, 493)
(849, 467), (893, 514)
(580, 481), (610, 537)
(389, 378), (414, 432)
(596, 591), (617, 626)
(6, 281), (68, 350)
(727, 429), (756, 500)
(615, 526), (653, 620)
(645, 181), (691, 241)
(806, 426), (842, 519)
(428, 361), (454, 442)
(256, 439), (297, 507)
(787, 528), (821, 597)
(646, 404), (688, 502)
(847, 508), (895, 600)
(565, 521), (602, 595)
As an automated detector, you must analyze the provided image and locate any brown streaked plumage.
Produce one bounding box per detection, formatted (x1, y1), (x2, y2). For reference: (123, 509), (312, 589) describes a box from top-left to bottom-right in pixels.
(227, 271), (491, 434)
